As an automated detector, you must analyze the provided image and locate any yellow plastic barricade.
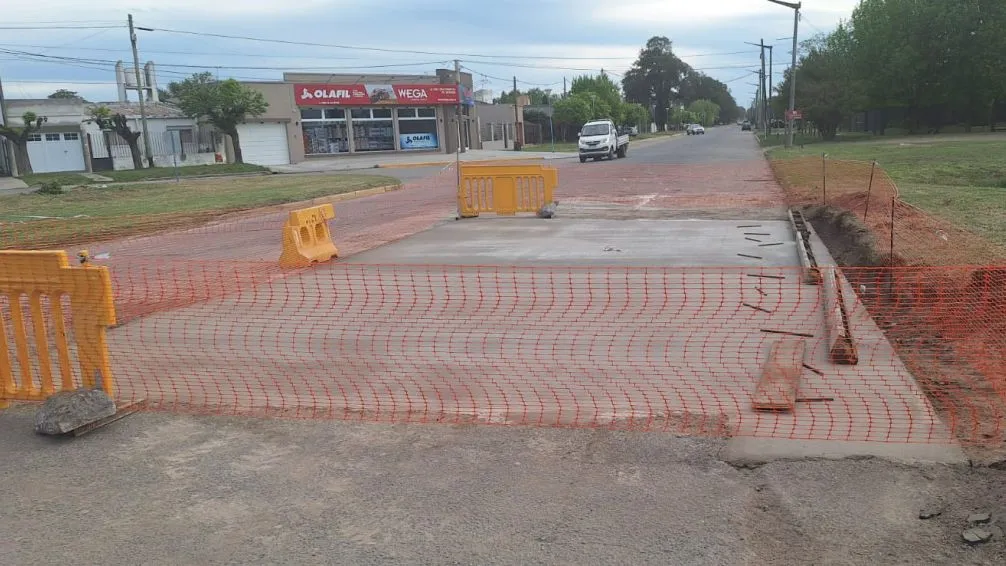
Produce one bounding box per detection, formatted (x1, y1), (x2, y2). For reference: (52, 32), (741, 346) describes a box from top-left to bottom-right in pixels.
(279, 203), (339, 268)
(458, 164), (557, 218)
(0, 250), (117, 407)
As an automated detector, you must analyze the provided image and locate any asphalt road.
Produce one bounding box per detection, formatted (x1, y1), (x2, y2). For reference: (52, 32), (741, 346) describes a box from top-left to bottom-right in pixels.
(1, 408), (1003, 565)
(627, 126), (762, 164)
(5, 126), (1004, 565)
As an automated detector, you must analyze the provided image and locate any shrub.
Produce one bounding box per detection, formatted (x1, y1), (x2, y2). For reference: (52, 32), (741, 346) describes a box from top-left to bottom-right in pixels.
(35, 181), (64, 195)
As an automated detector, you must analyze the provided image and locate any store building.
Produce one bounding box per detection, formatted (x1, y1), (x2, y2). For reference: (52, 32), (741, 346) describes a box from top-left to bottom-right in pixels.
(239, 70), (478, 165)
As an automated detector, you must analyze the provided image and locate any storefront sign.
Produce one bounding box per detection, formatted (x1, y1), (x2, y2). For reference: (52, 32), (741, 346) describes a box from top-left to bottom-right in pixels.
(399, 133), (439, 149)
(296, 83), (459, 106)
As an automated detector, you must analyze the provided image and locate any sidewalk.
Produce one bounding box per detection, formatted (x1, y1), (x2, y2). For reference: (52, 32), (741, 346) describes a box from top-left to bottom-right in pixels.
(270, 148), (578, 174)
(0, 176), (29, 195)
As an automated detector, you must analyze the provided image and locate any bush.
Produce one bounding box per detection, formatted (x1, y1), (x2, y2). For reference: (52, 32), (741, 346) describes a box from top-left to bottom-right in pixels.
(35, 181), (64, 195)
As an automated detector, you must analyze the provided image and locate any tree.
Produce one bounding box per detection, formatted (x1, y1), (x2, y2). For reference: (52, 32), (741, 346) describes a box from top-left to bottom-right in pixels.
(168, 72), (268, 163)
(48, 89), (83, 100)
(495, 88), (557, 105)
(0, 112), (46, 175)
(679, 72), (740, 122)
(622, 36), (689, 130)
(772, 27), (865, 140)
(552, 94), (593, 140)
(88, 105), (144, 170)
(686, 100), (721, 127)
(622, 102), (651, 131)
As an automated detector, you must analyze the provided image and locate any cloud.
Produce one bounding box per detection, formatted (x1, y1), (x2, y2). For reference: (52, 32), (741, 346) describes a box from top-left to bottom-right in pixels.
(0, 0), (860, 108)
(1, 81), (112, 102)
(3, 0), (344, 21)
(591, 0), (859, 25)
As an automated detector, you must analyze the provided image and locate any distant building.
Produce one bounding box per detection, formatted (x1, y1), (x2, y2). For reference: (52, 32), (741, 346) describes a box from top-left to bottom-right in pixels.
(238, 69), (480, 165)
(474, 89), (493, 104)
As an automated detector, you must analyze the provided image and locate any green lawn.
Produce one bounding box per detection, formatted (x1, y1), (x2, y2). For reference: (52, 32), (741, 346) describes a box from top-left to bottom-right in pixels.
(769, 136), (1006, 245)
(758, 131), (876, 148)
(16, 172), (93, 187)
(17, 163), (269, 187)
(1, 173), (399, 249)
(100, 163), (267, 183)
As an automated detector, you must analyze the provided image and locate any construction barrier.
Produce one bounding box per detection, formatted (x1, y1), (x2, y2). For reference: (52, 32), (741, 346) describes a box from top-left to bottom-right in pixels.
(458, 164), (557, 218)
(0, 251), (117, 406)
(279, 204), (339, 268)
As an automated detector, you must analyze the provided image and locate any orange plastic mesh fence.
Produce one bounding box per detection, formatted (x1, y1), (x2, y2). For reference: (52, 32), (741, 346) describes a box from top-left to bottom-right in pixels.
(5, 260), (1004, 444)
(2, 158), (1004, 446)
(771, 156), (1006, 267)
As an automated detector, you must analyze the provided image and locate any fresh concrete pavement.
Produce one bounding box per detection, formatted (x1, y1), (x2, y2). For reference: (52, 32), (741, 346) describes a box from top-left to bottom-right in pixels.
(2, 127), (1002, 564)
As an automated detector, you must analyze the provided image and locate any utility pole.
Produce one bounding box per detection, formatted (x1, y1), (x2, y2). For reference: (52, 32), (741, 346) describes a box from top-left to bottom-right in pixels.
(760, 39), (767, 133)
(766, 45), (774, 133)
(563, 77), (567, 98)
(512, 76), (522, 151)
(454, 59), (464, 155)
(745, 40), (768, 132)
(767, 0), (801, 148)
(454, 59), (461, 219)
(128, 14), (154, 168)
(0, 74), (18, 176)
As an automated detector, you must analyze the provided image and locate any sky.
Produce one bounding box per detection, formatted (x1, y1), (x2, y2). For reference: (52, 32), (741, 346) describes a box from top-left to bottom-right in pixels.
(1, 0), (861, 109)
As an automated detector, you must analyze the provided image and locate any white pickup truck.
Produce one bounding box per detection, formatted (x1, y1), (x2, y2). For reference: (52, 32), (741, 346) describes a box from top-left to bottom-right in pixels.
(578, 119), (629, 162)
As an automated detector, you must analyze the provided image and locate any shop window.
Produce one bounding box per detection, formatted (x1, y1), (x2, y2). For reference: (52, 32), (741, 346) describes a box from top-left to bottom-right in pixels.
(325, 108), (345, 120)
(304, 123), (349, 154)
(351, 107), (393, 152)
(398, 107), (439, 150)
(300, 108), (323, 120)
(397, 108), (417, 118)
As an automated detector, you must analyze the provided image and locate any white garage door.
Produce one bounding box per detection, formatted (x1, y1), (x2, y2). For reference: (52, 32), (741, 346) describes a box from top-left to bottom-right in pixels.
(26, 132), (86, 173)
(235, 123), (290, 166)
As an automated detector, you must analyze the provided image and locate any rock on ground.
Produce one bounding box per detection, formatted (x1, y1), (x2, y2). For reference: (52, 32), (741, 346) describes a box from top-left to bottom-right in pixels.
(33, 389), (116, 435)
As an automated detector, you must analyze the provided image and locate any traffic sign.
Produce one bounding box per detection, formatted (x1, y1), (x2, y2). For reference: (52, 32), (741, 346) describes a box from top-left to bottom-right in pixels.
(786, 110), (803, 121)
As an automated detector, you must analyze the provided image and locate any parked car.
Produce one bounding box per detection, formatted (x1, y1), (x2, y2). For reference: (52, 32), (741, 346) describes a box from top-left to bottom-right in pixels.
(578, 119), (630, 162)
(686, 124), (705, 135)
(741, 121), (752, 131)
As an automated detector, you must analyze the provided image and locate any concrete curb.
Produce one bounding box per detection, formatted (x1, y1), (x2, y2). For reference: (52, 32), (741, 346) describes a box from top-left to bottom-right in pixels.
(205, 183), (404, 224)
(721, 437), (967, 466)
(376, 156), (561, 169)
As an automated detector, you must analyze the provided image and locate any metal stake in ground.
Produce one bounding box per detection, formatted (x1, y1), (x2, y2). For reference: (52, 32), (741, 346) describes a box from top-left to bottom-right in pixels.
(863, 160), (877, 221)
(821, 153), (828, 205)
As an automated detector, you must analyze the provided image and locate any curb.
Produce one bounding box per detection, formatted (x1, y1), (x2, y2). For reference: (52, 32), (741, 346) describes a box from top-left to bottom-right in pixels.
(376, 161), (451, 169)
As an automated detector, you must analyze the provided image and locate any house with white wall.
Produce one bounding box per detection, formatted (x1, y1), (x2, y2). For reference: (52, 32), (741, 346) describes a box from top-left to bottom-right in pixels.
(82, 102), (223, 170)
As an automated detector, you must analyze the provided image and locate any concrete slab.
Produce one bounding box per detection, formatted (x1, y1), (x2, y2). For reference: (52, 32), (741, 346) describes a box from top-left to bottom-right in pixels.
(347, 219), (802, 267)
(0, 176), (29, 194)
(721, 437), (967, 466)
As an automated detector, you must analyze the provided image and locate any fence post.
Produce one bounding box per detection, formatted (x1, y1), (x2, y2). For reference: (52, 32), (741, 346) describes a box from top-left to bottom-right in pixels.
(889, 196), (896, 265)
(821, 153), (828, 205)
(863, 159), (876, 222)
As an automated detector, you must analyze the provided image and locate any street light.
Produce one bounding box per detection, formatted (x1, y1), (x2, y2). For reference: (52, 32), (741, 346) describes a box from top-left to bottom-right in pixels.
(767, 0), (801, 148)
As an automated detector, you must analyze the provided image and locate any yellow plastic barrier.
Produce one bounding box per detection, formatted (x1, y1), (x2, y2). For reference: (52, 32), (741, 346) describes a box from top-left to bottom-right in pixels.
(458, 164), (557, 218)
(0, 251), (117, 407)
(279, 203), (339, 268)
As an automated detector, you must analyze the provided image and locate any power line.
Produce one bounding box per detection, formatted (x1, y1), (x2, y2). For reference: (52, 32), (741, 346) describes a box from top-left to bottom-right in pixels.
(460, 66), (560, 88)
(0, 42), (365, 61)
(0, 25), (123, 30)
(141, 26), (753, 63)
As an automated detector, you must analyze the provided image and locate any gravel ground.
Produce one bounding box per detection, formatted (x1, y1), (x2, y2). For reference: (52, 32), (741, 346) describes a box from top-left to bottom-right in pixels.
(1, 407), (1004, 565)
